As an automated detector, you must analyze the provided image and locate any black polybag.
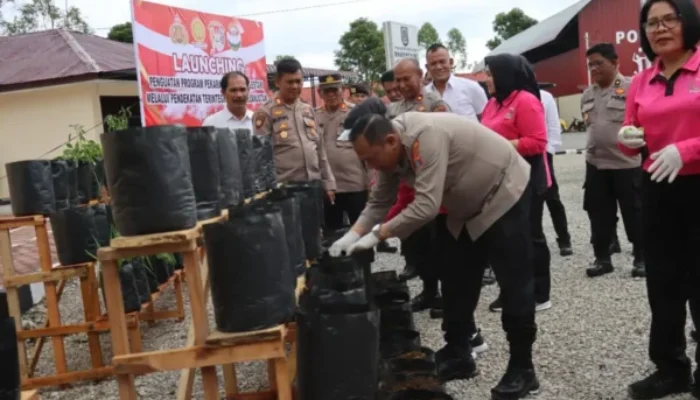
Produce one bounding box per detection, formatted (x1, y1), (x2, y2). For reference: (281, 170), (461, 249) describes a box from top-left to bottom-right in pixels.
(302, 259), (369, 310)
(101, 264), (141, 313)
(266, 189), (306, 277)
(50, 204), (110, 266)
(204, 202), (295, 332)
(66, 160), (79, 207)
(51, 159), (71, 211)
(234, 129), (256, 199)
(284, 182), (322, 260)
(380, 329), (422, 359)
(143, 258), (159, 293)
(296, 306), (380, 400)
(76, 161), (93, 204)
(0, 317), (19, 399)
(92, 159), (105, 199)
(130, 260), (151, 304)
(187, 127), (222, 220)
(101, 126), (197, 236)
(251, 135), (276, 192)
(5, 160), (55, 216)
(214, 128), (244, 207)
(148, 255), (173, 284)
(173, 253), (184, 271)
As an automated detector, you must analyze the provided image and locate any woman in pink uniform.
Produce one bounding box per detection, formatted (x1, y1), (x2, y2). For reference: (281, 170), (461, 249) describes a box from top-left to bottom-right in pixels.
(619, 1), (700, 399)
(481, 54), (552, 314)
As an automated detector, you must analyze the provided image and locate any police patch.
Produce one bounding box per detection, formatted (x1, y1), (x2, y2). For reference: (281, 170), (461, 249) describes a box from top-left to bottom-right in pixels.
(615, 87), (625, 95)
(273, 109), (284, 116)
(411, 140), (423, 169)
(614, 78), (621, 87)
(254, 113), (266, 128)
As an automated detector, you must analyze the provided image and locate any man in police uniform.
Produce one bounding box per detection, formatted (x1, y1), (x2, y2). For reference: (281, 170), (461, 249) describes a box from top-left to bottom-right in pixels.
(581, 43), (644, 278)
(348, 83), (371, 104)
(253, 58), (336, 199)
(315, 74), (369, 229)
(330, 110), (540, 397)
(390, 57), (450, 310)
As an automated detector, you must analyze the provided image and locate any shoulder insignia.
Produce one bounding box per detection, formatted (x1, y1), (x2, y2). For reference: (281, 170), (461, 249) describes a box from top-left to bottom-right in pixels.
(614, 78), (621, 87)
(340, 103), (347, 111)
(434, 104), (448, 112)
(275, 98), (282, 105)
(254, 112), (266, 128)
(417, 105), (426, 112)
(411, 140), (423, 169)
(416, 94), (424, 102)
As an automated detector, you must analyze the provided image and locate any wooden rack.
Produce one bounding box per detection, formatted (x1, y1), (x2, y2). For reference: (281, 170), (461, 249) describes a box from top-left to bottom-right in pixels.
(99, 209), (296, 400)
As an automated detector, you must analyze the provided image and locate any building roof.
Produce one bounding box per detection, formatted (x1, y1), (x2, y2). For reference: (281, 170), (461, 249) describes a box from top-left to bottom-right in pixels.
(0, 29), (356, 92)
(486, 0), (592, 57)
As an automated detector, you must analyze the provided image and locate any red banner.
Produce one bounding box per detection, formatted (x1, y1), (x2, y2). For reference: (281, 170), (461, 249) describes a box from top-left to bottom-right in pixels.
(131, 0), (268, 126)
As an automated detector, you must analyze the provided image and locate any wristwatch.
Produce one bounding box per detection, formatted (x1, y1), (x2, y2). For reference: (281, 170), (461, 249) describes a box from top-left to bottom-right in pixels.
(371, 224), (382, 239)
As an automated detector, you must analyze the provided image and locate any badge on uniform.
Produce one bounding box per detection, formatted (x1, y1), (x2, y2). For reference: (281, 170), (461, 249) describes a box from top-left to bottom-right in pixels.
(416, 94), (424, 102)
(254, 113), (266, 128)
(275, 98), (282, 105)
(280, 131), (288, 139)
(615, 87), (625, 95)
(280, 122), (288, 130)
(303, 117), (315, 128)
(417, 105), (426, 112)
(614, 78), (621, 87)
(434, 104), (447, 112)
(411, 140), (423, 169)
(273, 109), (284, 116)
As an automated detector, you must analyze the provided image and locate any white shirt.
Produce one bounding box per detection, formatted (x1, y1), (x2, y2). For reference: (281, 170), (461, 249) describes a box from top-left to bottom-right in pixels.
(202, 107), (254, 131)
(540, 90), (562, 154)
(424, 74), (488, 121)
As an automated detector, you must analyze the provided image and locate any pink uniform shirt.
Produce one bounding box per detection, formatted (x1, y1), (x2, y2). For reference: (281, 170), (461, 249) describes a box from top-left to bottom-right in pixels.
(481, 90), (551, 187)
(621, 48), (700, 176)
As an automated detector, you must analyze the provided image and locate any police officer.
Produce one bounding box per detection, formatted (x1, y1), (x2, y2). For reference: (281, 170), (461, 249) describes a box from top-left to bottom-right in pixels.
(380, 69), (403, 103)
(330, 109), (539, 398)
(348, 83), (371, 104)
(580, 43), (644, 278)
(253, 57), (336, 198)
(315, 74), (369, 229)
(390, 58), (449, 311)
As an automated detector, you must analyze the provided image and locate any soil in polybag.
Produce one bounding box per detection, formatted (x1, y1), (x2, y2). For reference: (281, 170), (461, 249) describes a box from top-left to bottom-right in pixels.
(214, 128), (244, 207)
(129, 260), (151, 304)
(380, 375), (445, 399)
(101, 126), (197, 236)
(187, 127), (222, 220)
(76, 161), (94, 204)
(284, 182), (322, 260)
(266, 189), (306, 277)
(234, 129), (256, 199)
(5, 160), (55, 216)
(380, 329), (422, 360)
(50, 204), (110, 266)
(296, 306), (380, 400)
(251, 135), (276, 192)
(204, 202), (295, 332)
(0, 317), (19, 398)
(51, 159), (71, 211)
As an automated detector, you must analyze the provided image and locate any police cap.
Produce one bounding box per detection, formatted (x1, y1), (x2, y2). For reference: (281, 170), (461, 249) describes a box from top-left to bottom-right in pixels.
(348, 83), (370, 96)
(318, 73), (343, 89)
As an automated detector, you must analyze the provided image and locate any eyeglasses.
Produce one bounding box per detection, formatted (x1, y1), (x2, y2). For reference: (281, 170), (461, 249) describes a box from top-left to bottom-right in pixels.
(643, 13), (682, 32)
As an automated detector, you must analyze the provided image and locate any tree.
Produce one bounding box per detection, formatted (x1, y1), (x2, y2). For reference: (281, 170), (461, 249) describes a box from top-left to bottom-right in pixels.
(417, 22), (440, 49)
(486, 8), (537, 50)
(446, 28), (467, 70)
(107, 22), (132, 43)
(1, 0), (91, 35)
(334, 18), (385, 84)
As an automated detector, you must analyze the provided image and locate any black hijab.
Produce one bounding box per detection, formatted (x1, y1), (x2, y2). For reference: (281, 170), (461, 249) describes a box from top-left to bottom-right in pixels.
(484, 54), (540, 105)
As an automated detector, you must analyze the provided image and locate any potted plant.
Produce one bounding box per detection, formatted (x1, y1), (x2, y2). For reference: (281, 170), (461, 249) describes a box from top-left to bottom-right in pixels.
(59, 124), (104, 204)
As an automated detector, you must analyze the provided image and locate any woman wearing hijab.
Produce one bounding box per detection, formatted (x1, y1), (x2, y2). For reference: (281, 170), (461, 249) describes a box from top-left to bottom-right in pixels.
(481, 54), (552, 314)
(618, 0), (700, 398)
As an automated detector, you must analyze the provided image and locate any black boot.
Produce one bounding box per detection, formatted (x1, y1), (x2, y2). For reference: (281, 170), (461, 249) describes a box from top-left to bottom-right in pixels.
(398, 263), (418, 281)
(376, 240), (397, 253)
(586, 259), (614, 278)
(628, 370), (692, 399)
(436, 344), (479, 382)
(411, 290), (441, 312)
(491, 362), (540, 400)
(609, 235), (622, 254)
(632, 247), (646, 278)
(557, 238), (573, 256)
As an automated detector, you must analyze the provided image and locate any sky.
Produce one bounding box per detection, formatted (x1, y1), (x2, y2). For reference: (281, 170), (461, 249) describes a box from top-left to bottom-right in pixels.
(3, 0), (582, 72)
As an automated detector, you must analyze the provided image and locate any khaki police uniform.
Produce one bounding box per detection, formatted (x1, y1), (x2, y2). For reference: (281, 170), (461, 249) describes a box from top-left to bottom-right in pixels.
(356, 112), (537, 360)
(580, 74), (643, 268)
(315, 73), (371, 229)
(389, 90), (451, 117)
(253, 97), (336, 191)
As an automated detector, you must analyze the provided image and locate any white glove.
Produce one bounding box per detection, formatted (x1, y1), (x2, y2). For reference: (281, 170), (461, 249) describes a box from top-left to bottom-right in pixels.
(617, 126), (646, 149)
(649, 144), (683, 183)
(328, 231), (361, 257)
(347, 232), (380, 255)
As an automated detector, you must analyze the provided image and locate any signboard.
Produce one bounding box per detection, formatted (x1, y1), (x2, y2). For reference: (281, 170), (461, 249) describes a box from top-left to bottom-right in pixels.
(382, 21), (420, 69)
(131, 0), (268, 126)
(615, 29), (653, 75)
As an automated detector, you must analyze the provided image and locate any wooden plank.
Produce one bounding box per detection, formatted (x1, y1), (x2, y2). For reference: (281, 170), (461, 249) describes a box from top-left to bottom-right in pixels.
(114, 340), (285, 374)
(4, 266), (88, 287)
(27, 280), (67, 377)
(196, 214), (225, 228)
(110, 226), (200, 249)
(20, 390), (40, 400)
(0, 229), (29, 379)
(0, 215), (42, 230)
(21, 366), (114, 390)
(17, 319), (112, 339)
(98, 240), (197, 261)
(206, 325), (285, 347)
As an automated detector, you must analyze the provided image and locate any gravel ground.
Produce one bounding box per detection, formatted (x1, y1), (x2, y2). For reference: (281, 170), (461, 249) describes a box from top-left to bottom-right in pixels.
(24, 153), (697, 400)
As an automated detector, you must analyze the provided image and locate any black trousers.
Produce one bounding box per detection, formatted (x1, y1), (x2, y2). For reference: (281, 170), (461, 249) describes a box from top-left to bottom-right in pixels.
(584, 163), (642, 260)
(439, 189), (536, 367)
(643, 173), (700, 376)
(323, 191), (368, 230)
(402, 218), (439, 293)
(531, 190), (551, 303)
(544, 152), (571, 245)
